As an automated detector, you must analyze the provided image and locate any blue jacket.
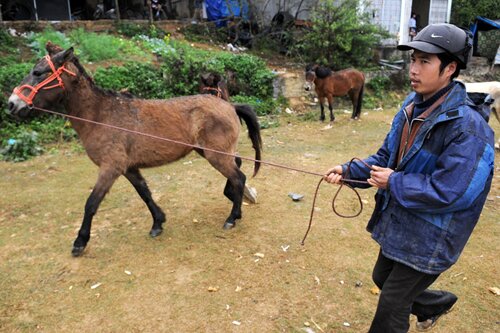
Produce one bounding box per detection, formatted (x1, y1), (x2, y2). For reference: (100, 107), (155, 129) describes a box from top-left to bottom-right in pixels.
(343, 82), (495, 274)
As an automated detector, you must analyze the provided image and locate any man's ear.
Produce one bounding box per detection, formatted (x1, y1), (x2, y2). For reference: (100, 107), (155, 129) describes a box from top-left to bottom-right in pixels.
(444, 61), (458, 79)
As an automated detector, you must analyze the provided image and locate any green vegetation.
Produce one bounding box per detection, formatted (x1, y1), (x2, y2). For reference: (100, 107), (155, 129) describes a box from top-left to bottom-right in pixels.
(0, 27), (279, 162)
(0, 130), (43, 162)
(292, 0), (389, 69)
(451, 0), (500, 27)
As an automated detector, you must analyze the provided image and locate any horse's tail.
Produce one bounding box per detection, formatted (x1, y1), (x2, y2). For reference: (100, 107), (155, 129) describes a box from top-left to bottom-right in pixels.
(233, 104), (262, 177)
(492, 107), (500, 124)
(356, 83), (364, 118)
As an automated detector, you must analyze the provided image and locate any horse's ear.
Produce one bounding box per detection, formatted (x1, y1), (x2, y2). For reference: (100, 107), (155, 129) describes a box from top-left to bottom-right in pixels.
(61, 47), (75, 62)
(46, 41), (64, 55)
(213, 73), (222, 84)
(200, 73), (210, 84)
(52, 47), (74, 65)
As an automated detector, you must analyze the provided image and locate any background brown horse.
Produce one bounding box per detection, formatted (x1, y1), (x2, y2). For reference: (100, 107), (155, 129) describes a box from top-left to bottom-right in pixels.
(304, 64), (365, 122)
(199, 72), (230, 101)
(199, 72), (259, 203)
(8, 43), (262, 257)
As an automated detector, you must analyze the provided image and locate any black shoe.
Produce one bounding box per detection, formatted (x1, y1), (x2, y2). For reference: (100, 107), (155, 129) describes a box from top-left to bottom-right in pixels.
(415, 303), (456, 332)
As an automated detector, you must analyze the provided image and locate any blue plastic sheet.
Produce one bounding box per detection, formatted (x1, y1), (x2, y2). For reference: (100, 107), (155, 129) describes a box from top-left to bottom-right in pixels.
(205, 0), (249, 27)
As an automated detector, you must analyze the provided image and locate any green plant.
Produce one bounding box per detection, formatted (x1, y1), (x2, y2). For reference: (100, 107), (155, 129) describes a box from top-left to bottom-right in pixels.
(366, 75), (392, 98)
(68, 28), (148, 62)
(451, 0), (500, 27)
(0, 63), (35, 122)
(94, 62), (173, 99)
(0, 28), (18, 54)
(0, 130), (43, 162)
(26, 26), (72, 58)
(115, 22), (148, 37)
(293, 0), (389, 69)
(231, 95), (280, 116)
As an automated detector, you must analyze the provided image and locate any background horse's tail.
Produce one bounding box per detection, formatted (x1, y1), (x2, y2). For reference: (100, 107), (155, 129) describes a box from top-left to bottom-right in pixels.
(492, 107), (499, 124)
(233, 104), (262, 177)
(356, 83), (364, 118)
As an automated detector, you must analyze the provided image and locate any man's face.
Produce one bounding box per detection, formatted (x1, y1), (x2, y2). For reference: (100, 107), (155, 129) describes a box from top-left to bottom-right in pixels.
(409, 50), (456, 100)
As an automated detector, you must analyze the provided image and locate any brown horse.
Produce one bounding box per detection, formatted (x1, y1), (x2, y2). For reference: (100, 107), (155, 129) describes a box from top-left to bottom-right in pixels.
(199, 72), (259, 204)
(304, 64), (365, 122)
(199, 72), (231, 101)
(7, 43), (262, 257)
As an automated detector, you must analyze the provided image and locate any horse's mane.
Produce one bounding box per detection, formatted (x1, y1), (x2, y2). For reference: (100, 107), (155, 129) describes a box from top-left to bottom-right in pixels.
(315, 66), (332, 79)
(70, 56), (134, 99)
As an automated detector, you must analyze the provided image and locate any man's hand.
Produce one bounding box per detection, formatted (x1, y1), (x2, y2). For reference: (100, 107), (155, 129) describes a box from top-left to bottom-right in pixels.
(324, 165), (343, 184)
(368, 165), (394, 189)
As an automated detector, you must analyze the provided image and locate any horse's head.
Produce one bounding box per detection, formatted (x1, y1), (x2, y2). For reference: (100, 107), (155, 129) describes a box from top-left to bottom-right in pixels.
(200, 72), (229, 100)
(8, 42), (77, 119)
(304, 64), (319, 91)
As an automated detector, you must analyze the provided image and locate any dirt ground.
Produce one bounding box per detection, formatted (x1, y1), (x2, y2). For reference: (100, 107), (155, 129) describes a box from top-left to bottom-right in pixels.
(0, 108), (499, 333)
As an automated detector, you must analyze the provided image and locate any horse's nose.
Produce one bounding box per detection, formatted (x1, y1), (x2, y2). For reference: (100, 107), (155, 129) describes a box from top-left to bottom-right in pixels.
(8, 101), (15, 114)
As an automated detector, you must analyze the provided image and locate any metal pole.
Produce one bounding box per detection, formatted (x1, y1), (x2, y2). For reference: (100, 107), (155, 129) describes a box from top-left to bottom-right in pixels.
(33, 0), (39, 21)
(67, 0), (72, 21)
(114, 0), (120, 21)
(0, 4), (3, 22)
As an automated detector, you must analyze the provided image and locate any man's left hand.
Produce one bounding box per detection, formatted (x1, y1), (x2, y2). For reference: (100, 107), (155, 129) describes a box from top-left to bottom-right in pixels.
(367, 165), (394, 189)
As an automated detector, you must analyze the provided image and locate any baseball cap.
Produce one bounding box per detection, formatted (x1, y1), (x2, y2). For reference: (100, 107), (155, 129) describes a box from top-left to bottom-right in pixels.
(397, 23), (472, 69)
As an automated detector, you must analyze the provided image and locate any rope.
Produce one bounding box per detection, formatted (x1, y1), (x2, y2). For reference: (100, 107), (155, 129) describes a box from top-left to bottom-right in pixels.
(31, 105), (371, 243)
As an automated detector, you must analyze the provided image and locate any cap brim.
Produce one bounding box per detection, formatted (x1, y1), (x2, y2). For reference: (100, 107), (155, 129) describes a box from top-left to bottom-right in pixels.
(397, 41), (446, 54)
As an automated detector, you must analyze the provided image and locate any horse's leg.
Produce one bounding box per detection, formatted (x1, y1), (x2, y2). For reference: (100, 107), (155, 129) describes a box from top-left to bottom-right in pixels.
(205, 152), (245, 229)
(319, 99), (326, 122)
(327, 95), (335, 122)
(349, 90), (358, 119)
(124, 168), (166, 237)
(72, 167), (121, 257)
(224, 156), (242, 202)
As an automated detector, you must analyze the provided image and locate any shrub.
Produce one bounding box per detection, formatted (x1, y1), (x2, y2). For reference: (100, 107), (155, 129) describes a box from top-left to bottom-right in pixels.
(0, 130), (43, 162)
(231, 95), (281, 116)
(26, 26), (72, 58)
(0, 28), (18, 54)
(137, 38), (275, 99)
(366, 75), (392, 98)
(0, 63), (35, 122)
(293, 0), (389, 69)
(68, 28), (148, 62)
(94, 62), (173, 99)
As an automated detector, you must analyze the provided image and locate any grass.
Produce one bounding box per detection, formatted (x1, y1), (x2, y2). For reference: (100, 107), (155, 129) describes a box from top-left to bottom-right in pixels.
(0, 109), (499, 332)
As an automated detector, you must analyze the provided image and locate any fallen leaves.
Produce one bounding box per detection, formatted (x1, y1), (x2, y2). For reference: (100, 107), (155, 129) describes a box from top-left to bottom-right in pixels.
(370, 286), (380, 295)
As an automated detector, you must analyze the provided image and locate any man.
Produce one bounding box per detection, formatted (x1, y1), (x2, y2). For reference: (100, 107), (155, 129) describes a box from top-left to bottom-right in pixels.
(324, 23), (495, 332)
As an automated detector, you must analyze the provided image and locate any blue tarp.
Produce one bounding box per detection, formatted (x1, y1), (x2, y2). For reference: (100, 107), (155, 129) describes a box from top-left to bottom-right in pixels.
(205, 0), (249, 27)
(469, 16), (500, 36)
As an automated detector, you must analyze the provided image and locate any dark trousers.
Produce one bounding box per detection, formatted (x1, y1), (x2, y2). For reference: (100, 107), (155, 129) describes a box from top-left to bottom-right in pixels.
(368, 250), (457, 333)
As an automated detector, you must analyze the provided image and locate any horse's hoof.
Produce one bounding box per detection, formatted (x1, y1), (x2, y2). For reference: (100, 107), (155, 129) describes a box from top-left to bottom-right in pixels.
(150, 228), (163, 237)
(223, 222), (235, 230)
(71, 246), (86, 257)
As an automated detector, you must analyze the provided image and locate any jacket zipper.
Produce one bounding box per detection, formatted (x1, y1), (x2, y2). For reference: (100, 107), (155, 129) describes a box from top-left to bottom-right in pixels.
(400, 110), (425, 167)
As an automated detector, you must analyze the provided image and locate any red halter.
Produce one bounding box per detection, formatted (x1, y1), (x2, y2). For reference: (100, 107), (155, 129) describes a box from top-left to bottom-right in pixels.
(202, 86), (222, 99)
(13, 55), (77, 107)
